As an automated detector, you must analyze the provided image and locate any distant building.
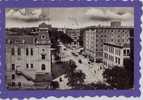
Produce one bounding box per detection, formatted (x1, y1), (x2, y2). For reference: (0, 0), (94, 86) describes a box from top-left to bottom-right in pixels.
(83, 21), (134, 66)
(66, 29), (80, 48)
(6, 23), (52, 89)
(57, 28), (67, 34)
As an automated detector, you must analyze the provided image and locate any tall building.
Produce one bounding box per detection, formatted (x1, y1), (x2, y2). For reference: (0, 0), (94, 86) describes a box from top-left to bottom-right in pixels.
(6, 23), (52, 89)
(83, 21), (134, 66)
(103, 22), (134, 68)
(83, 27), (107, 62)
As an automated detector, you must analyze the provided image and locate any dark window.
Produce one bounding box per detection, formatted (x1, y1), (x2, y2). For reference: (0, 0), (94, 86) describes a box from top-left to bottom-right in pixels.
(26, 64), (29, 69)
(18, 82), (21, 87)
(115, 57), (118, 63)
(11, 82), (15, 86)
(12, 74), (15, 80)
(118, 58), (120, 64)
(12, 64), (15, 70)
(26, 48), (29, 56)
(11, 48), (15, 55)
(31, 64), (33, 68)
(31, 48), (33, 56)
(123, 50), (126, 56)
(18, 48), (21, 55)
(41, 64), (46, 70)
(127, 49), (130, 56)
(41, 54), (46, 60)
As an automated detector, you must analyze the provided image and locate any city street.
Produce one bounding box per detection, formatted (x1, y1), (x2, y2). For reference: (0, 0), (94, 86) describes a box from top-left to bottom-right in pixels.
(58, 42), (105, 84)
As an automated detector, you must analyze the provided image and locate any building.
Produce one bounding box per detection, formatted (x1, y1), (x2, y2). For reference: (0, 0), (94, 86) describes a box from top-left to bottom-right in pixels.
(83, 29), (96, 62)
(6, 23), (52, 89)
(83, 27), (107, 62)
(66, 29), (80, 48)
(83, 21), (134, 65)
(103, 23), (134, 68)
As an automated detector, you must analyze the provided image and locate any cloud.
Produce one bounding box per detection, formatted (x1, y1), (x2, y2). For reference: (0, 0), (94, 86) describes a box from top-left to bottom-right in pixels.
(6, 7), (134, 28)
(85, 8), (133, 22)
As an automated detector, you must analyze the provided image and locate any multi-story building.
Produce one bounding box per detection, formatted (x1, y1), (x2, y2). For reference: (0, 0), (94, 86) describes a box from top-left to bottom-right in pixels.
(83, 21), (134, 66)
(83, 27), (107, 62)
(6, 23), (52, 89)
(103, 22), (134, 68)
(66, 29), (80, 48)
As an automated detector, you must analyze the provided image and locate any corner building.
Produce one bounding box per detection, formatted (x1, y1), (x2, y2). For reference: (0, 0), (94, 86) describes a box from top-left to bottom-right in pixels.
(6, 23), (52, 89)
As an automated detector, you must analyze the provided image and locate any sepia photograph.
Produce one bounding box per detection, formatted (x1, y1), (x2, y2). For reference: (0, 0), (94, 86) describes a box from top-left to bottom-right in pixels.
(5, 7), (134, 90)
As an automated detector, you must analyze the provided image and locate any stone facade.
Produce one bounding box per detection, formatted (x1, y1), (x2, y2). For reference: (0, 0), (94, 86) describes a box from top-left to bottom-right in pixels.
(6, 23), (52, 89)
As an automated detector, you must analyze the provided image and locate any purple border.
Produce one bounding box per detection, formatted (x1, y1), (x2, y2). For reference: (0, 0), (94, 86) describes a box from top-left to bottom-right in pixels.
(0, 0), (141, 98)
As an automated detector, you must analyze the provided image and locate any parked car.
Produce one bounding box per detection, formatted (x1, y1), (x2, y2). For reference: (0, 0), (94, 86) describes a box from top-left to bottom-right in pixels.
(71, 52), (78, 57)
(78, 59), (82, 63)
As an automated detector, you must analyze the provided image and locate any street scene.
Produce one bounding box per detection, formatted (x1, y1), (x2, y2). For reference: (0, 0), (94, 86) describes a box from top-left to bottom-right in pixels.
(5, 8), (134, 90)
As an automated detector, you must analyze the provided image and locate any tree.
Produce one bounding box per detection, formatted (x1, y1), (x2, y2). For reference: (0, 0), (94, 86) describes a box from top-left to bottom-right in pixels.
(103, 66), (132, 89)
(78, 82), (113, 90)
(65, 60), (77, 73)
(66, 70), (86, 88)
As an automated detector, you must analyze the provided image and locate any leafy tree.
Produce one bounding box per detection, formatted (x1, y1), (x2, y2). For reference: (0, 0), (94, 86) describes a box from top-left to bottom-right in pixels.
(65, 60), (77, 74)
(103, 66), (133, 89)
(78, 82), (113, 90)
(67, 70), (86, 88)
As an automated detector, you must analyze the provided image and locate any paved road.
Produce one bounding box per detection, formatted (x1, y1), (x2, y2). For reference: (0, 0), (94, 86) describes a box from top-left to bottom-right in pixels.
(59, 42), (105, 84)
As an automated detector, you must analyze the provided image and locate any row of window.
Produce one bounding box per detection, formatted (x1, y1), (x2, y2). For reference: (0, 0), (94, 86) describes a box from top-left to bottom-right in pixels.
(11, 64), (46, 71)
(115, 57), (120, 65)
(104, 46), (121, 56)
(104, 53), (120, 64)
(11, 48), (33, 56)
(97, 29), (129, 33)
(10, 81), (22, 87)
(11, 48), (47, 59)
(123, 49), (130, 56)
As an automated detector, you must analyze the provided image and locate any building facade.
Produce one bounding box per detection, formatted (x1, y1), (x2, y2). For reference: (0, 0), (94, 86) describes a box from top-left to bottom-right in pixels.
(103, 23), (134, 68)
(83, 27), (107, 62)
(83, 21), (134, 66)
(6, 23), (52, 89)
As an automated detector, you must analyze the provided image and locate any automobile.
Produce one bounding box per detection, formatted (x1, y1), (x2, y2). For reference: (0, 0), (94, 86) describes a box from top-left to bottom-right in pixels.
(63, 48), (67, 50)
(71, 52), (78, 57)
(78, 59), (82, 63)
(88, 62), (91, 64)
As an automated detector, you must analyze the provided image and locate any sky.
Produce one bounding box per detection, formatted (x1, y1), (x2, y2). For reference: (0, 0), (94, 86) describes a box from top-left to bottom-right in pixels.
(5, 7), (134, 28)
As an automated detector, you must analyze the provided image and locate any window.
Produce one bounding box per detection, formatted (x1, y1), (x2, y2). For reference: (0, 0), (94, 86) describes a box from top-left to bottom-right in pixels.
(115, 57), (118, 63)
(26, 48), (29, 56)
(41, 64), (46, 70)
(26, 64), (29, 69)
(31, 48), (33, 56)
(11, 48), (15, 55)
(127, 49), (130, 56)
(17, 48), (21, 55)
(18, 82), (21, 87)
(41, 35), (46, 39)
(12, 74), (15, 80)
(123, 50), (126, 56)
(31, 64), (33, 68)
(41, 54), (46, 60)
(12, 82), (15, 86)
(12, 64), (15, 70)
(118, 58), (120, 64)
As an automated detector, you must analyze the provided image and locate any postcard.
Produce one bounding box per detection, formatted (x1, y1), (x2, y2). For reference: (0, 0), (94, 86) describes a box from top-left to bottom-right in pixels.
(0, 0), (142, 99)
